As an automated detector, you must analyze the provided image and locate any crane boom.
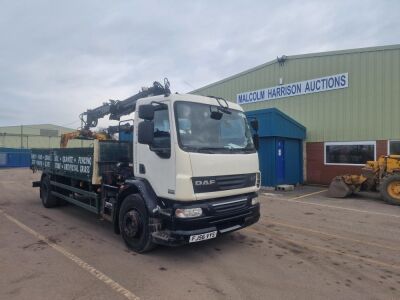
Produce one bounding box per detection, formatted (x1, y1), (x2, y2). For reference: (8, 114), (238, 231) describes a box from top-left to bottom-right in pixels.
(80, 79), (170, 129)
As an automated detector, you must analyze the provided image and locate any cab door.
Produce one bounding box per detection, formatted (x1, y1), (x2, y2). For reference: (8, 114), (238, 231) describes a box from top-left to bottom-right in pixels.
(135, 101), (176, 199)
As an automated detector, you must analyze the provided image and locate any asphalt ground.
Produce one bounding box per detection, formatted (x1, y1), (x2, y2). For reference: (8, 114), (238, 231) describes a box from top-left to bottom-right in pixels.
(1, 168), (400, 300)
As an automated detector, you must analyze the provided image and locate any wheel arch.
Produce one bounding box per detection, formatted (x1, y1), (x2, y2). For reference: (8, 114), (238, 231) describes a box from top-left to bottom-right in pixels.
(113, 179), (159, 234)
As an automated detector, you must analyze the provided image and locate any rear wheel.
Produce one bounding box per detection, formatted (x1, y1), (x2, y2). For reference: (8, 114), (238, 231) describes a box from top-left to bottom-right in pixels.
(118, 194), (156, 253)
(40, 176), (58, 208)
(380, 174), (400, 205)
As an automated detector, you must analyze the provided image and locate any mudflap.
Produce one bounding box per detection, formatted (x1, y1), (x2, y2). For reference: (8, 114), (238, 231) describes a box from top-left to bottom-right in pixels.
(32, 181), (41, 188)
(328, 177), (353, 198)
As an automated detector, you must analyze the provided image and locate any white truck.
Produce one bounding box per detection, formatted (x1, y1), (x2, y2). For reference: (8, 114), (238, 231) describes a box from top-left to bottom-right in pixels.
(31, 80), (261, 252)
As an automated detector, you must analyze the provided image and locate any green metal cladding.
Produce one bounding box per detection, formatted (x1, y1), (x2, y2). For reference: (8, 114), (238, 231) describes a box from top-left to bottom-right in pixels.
(192, 45), (400, 142)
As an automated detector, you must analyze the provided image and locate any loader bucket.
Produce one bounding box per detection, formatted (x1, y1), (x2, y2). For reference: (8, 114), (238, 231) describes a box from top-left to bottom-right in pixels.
(328, 177), (353, 198)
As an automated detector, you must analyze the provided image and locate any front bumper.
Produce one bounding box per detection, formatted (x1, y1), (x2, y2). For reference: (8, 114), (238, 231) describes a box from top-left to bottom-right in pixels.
(151, 193), (260, 246)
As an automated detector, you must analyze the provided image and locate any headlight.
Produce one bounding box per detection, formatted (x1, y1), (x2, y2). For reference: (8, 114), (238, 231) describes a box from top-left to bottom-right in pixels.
(175, 208), (203, 218)
(251, 197), (260, 205)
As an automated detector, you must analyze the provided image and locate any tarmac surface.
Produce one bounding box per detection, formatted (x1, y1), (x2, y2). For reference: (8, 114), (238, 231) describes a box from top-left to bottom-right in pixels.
(1, 168), (400, 300)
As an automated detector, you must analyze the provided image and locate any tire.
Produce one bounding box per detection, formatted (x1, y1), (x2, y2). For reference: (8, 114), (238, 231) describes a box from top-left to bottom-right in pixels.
(118, 194), (156, 253)
(40, 176), (58, 208)
(380, 174), (400, 206)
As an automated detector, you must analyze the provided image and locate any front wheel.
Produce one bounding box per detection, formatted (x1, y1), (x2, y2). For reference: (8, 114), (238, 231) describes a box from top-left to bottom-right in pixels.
(380, 174), (400, 206)
(118, 194), (156, 253)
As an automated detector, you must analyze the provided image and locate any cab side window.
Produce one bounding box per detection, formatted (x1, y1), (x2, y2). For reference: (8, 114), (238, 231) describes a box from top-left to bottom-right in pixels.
(152, 108), (171, 157)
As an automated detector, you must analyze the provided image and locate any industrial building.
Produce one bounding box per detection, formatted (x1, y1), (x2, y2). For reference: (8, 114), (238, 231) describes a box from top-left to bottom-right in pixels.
(0, 124), (87, 168)
(192, 44), (400, 185)
(0, 124), (82, 149)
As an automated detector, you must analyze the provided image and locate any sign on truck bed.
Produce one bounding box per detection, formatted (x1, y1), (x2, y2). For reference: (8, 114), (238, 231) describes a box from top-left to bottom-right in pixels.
(31, 141), (132, 184)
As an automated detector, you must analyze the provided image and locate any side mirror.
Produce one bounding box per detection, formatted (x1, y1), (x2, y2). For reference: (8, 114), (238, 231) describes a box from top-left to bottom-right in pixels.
(138, 104), (154, 120)
(253, 133), (259, 150)
(138, 121), (154, 144)
(250, 119), (259, 131)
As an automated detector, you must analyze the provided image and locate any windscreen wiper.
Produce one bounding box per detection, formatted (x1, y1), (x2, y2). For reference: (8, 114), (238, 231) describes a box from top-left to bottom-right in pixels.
(207, 96), (231, 115)
(192, 147), (225, 153)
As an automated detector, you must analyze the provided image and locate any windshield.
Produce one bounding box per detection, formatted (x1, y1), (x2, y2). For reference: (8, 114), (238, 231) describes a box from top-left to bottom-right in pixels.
(174, 101), (256, 153)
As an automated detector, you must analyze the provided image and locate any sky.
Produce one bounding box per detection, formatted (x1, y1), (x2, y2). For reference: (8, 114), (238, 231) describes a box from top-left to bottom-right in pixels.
(0, 0), (399, 128)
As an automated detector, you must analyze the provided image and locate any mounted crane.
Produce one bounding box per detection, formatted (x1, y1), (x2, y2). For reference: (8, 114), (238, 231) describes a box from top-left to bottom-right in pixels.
(60, 79), (170, 147)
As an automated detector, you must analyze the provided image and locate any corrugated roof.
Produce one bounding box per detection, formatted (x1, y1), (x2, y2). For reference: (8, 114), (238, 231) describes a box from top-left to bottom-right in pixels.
(191, 44), (400, 93)
(0, 124), (75, 131)
(245, 108), (306, 139)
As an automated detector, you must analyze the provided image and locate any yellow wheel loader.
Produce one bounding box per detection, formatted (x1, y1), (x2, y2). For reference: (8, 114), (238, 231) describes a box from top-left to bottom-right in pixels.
(328, 155), (400, 205)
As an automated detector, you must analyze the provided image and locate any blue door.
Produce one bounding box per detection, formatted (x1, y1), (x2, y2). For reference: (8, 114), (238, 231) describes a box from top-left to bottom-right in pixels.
(276, 139), (285, 184)
(284, 139), (303, 185)
(258, 138), (275, 187)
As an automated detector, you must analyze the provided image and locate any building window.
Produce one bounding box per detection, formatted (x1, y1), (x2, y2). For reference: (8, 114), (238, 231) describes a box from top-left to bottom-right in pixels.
(324, 141), (376, 165)
(388, 140), (400, 155)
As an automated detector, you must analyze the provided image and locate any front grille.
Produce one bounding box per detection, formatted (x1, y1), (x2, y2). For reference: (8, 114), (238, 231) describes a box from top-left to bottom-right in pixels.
(216, 174), (252, 190)
(192, 173), (256, 193)
(212, 198), (248, 214)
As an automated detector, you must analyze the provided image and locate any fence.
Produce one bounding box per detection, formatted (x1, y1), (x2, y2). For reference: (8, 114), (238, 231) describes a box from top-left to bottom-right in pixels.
(0, 148), (31, 168)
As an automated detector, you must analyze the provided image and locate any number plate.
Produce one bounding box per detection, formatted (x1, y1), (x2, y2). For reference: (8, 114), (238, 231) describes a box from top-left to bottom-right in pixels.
(189, 231), (218, 243)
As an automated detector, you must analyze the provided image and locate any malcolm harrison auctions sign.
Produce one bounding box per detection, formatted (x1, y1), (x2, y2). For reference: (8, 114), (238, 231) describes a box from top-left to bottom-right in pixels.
(237, 73), (348, 104)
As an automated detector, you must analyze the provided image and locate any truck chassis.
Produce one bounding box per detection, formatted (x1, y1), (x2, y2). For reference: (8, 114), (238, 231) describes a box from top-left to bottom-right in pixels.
(31, 141), (260, 252)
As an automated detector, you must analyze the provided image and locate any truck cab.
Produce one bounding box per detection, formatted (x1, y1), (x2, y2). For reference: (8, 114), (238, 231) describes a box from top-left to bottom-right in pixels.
(125, 93), (260, 250)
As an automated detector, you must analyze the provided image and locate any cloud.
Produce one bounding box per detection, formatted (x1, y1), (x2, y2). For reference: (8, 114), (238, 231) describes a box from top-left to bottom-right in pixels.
(0, 0), (399, 127)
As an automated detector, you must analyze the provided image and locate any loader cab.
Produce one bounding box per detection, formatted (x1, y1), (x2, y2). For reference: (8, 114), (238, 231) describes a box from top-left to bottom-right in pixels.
(135, 94), (260, 202)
